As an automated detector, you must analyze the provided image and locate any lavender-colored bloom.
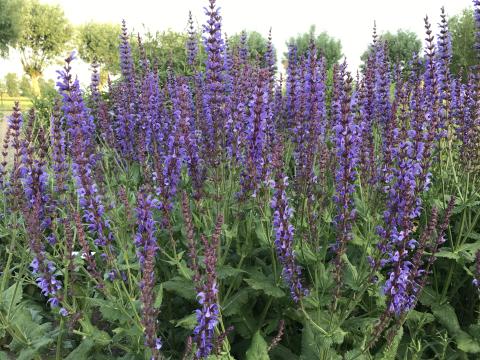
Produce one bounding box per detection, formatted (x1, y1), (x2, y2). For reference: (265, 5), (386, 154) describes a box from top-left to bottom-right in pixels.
(135, 190), (162, 359)
(474, 0), (480, 55)
(202, 0), (228, 162)
(331, 69), (361, 298)
(119, 20), (137, 96)
(5, 103), (25, 211)
(239, 69), (270, 198)
(173, 78), (205, 198)
(113, 21), (139, 159)
(152, 106), (183, 215)
(57, 54), (113, 249)
(271, 173), (307, 302)
(265, 28), (276, 90)
(90, 61), (101, 110)
(50, 100), (68, 196)
(285, 44), (298, 132)
(187, 11), (199, 66)
(135, 192), (158, 267)
(474, 250), (480, 290)
(193, 217), (223, 358)
(377, 119), (427, 316)
(25, 191), (62, 311)
(374, 42), (391, 125)
(293, 41), (326, 196)
(238, 30), (248, 64)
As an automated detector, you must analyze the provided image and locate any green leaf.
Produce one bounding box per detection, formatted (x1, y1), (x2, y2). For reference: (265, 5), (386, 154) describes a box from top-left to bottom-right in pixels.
(465, 232), (480, 241)
(269, 344), (299, 360)
(154, 284), (163, 309)
(435, 248), (460, 260)
(8, 309), (54, 356)
(85, 298), (130, 323)
(79, 319), (111, 346)
(406, 310), (435, 325)
(244, 272), (285, 298)
(172, 313), (197, 330)
(345, 349), (368, 360)
(246, 331), (270, 360)
(458, 242), (480, 262)
(217, 266), (246, 280)
(222, 288), (251, 317)
(255, 222), (270, 247)
(469, 324), (480, 342)
(1, 282), (23, 311)
(377, 326), (403, 360)
(164, 251), (194, 279)
(163, 276), (196, 301)
(418, 286), (440, 307)
(342, 254), (360, 291)
(453, 200), (480, 214)
(64, 339), (95, 360)
(431, 303), (461, 335)
(457, 331), (480, 353)
(300, 322), (341, 360)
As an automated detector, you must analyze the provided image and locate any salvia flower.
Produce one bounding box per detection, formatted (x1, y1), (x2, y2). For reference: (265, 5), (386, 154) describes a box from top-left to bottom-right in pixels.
(331, 69), (361, 301)
(239, 69), (270, 198)
(271, 172), (308, 302)
(25, 190), (63, 313)
(193, 216), (223, 358)
(135, 190), (162, 359)
(187, 11), (199, 66)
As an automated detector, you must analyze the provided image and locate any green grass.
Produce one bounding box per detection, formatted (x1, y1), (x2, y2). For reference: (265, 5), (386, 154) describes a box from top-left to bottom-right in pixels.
(0, 95), (32, 117)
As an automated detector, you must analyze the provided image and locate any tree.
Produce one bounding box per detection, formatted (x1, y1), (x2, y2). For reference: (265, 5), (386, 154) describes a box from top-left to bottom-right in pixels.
(17, 0), (72, 96)
(133, 29), (196, 80)
(19, 75), (31, 97)
(0, 80), (6, 104)
(284, 25), (342, 68)
(360, 29), (422, 70)
(4, 73), (19, 97)
(229, 30), (272, 64)
(449, 8), (477, 76)
(0, 0), (23, 57)
(76, 22), (121, 76)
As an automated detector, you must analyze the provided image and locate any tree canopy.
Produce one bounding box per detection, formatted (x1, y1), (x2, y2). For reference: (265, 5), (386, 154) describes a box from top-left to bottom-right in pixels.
(360, 29), (422, 70)
(4, 73), (20, 96)
(229, 30), (273, 65)
(18, 0), (72, 95)
(0, 0), (24, 57)
(76, 22), (121, 74)
(284, 25), (342, 68)
(449, 8), (477, 75)
(131, 29), (198, 80)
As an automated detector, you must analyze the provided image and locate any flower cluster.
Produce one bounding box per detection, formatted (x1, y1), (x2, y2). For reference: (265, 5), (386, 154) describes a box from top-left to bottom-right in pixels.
(271, 171), (308, 302)
(193, 217), (223, 358)
(135, 190), (162, 359)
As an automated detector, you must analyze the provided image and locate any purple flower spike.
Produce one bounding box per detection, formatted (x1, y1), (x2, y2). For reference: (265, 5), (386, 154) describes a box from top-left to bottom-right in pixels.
(271, 173), (308, 303)
(135, 190), (161, 359)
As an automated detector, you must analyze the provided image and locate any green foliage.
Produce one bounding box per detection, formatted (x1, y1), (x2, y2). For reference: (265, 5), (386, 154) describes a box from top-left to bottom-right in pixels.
(246, 331), (270, 360)
(229, 30), (273, 65)
(17, 0), (72, 94)
(4, 73), (19, 97)
(449, 8), (478, 76)
(76, 22), (122, 74)
(285, 25), (342, 68)
(0, 0), (23, 57)
(360, 29), (422, 69)
(19, 75), (31, 97)
(132, 29), (204, 81)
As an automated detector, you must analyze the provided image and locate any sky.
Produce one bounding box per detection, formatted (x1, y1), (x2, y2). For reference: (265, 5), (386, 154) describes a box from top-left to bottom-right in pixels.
(0, 0), (474, 84)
